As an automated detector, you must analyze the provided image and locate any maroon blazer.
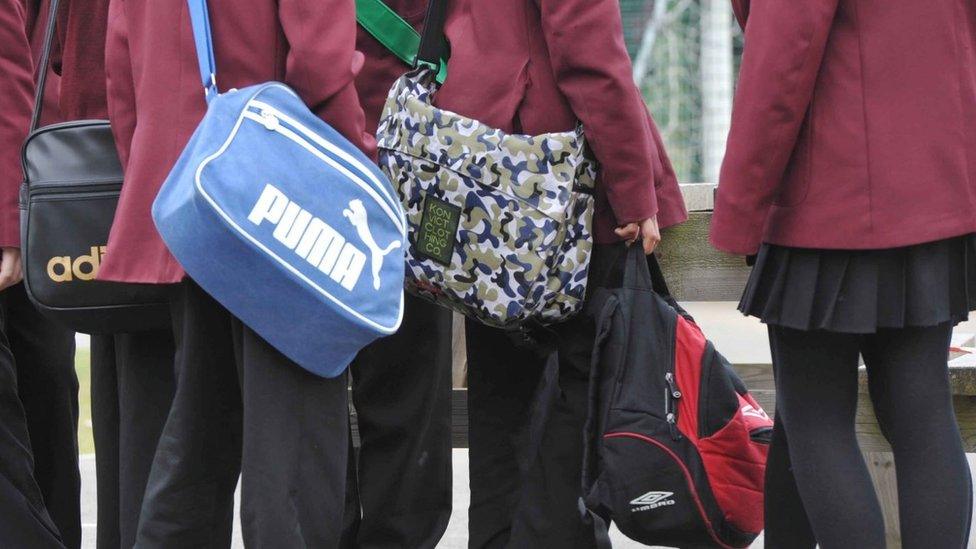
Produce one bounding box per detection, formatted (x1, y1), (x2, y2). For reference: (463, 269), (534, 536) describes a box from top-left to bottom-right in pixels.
(711, 0), (976, 255)
(52, 0), (110, 120)
(0, 2), (35, 248)
(25, 0), (62, 126)
(432, 0), (687, 242)
(101, 0), (372, 284)
(356, 0), (428, 132)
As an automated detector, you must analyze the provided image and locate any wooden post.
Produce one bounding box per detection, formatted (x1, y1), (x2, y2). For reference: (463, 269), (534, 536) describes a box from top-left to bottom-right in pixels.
(452, 312), (467, 388)
(700, 1), (734, 184)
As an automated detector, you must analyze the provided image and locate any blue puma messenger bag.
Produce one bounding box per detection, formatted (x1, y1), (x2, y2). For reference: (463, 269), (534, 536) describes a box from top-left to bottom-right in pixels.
(152, 0), (407, 378)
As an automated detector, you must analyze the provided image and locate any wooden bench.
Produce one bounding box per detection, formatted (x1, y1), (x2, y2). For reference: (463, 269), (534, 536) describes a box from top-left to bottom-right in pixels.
(657, 184), (976, 548)
(352, 182), (976, 547)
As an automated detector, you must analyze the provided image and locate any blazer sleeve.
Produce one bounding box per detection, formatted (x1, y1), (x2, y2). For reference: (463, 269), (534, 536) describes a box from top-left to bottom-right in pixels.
(534, 0), (659, 226)
(279, 0), (375, 159)
(730, 0), (749, 29)
(105, 0), (136, 170)
(709, 0), (839, 255)
(644, 107), (687, 230)
(0, 1), (35, 248)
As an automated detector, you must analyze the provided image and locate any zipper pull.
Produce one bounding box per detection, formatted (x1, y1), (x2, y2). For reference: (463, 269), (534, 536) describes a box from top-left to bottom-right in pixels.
(260, 109), (280, 131)
(665, 372), (682, 400)
(666, 412), (681, 440)
(664, 373), (682, 441)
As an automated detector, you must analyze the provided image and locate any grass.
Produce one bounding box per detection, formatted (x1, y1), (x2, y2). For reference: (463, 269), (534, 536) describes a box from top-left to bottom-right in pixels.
(76, 347), (94, 455)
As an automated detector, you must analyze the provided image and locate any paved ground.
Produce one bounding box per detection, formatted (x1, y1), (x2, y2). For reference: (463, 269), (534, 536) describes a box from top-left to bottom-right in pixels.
(73, 308), (976, 547)
(78, 450), (761, 548)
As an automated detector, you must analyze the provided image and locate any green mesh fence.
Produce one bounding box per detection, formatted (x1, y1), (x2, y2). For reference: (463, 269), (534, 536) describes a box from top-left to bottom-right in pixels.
(619, 0), (743, 185)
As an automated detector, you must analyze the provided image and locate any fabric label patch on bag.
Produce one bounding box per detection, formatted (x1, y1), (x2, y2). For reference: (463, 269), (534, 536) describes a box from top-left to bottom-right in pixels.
(416, 195), (460, 266)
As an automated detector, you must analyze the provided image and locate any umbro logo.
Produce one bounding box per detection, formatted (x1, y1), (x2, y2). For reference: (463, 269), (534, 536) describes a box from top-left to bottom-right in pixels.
(630, 491), (676, 512)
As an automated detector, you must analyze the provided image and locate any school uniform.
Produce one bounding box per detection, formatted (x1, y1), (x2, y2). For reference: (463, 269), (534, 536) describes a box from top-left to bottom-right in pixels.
(1, 284), (78, 548)
(88, 330), (175, 549)
(42, 3), (179, 547)
(6, 19), (81, 545)
(431, 0), (687, 545)
(341, 4), (454, 547)
(17, 4), (83, 549)
(0, 2), (68, 547)
(102, 0), (373, 546)
(711, 1), (976, 546)
(25, 0), (61, 127)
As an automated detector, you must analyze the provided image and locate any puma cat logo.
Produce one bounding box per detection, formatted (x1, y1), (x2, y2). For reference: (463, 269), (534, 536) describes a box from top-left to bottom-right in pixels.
(343, 199), (401, 290)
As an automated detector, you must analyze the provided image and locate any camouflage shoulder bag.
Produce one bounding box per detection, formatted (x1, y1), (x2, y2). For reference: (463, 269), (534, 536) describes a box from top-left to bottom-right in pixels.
(375, 0), (597, 329)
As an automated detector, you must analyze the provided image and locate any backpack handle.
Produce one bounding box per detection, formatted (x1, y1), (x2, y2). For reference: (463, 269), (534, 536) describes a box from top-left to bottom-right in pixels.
(623, 242), (672, 297)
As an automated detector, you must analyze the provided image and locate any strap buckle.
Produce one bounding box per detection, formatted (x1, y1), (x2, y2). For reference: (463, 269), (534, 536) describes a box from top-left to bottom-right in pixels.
(204, 73), (219, 101)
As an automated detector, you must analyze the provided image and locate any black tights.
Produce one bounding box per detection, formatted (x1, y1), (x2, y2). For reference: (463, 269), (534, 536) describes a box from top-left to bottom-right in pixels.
(765, 323), (972, 549)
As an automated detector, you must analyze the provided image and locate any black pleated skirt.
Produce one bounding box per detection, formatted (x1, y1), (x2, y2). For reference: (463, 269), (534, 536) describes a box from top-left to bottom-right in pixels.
(739, 235), (976, 334)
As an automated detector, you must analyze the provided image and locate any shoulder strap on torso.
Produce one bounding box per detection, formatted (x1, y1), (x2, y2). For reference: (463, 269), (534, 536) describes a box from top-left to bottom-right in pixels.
(357, 0), (447, 83)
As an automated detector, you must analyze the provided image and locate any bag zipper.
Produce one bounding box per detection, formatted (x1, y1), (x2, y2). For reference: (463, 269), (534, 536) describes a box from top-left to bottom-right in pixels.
(27, 181), (121, 196)
(749, 426), (773, 444)
(664, 372), (682, 441)
(242, 99), (405, 231)
(29, 191), (121, 203)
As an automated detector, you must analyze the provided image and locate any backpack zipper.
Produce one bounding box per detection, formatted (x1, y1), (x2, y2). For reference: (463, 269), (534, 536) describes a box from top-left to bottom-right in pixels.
(665, 372), (682, 441)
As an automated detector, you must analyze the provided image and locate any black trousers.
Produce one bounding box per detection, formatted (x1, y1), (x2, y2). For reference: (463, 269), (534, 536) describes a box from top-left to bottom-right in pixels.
(765, 324), (972, 549)
(90, 328), (176, 549)
(342, 294), (454, 549)
(465, 243), (625, 549)
(0, 285), (65, 548)
(2, 283), (79, 549)
(135, 279), (349, 548)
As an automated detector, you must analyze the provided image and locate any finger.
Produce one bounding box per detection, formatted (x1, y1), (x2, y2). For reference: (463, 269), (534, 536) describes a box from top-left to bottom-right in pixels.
(0, 270), (11, 291)
(615, 232), (638, 247)
(0, 270), (13, 290)
(640, 229), (661, 255)
(614, 225), (638, 238)
(642, 236), (659, 255)
(10, 257), (22, 286)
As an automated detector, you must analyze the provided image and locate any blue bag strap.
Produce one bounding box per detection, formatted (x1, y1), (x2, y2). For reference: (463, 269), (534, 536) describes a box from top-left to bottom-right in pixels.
(186, 0), (219, 102)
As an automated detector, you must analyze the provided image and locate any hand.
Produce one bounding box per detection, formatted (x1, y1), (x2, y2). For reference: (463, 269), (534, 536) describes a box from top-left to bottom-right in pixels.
(615, 216), (661, 255)
(0, 247), (23, 291)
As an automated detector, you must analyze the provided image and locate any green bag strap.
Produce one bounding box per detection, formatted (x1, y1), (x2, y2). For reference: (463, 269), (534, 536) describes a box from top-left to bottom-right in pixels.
(356, 0), (447, 83)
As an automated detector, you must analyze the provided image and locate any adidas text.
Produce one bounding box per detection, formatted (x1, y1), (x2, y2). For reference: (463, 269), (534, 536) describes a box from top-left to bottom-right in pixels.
(47, 246), (106, 282)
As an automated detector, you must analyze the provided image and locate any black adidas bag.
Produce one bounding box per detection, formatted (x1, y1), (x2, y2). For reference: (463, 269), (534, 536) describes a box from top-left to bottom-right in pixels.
(20, 0), (170, 334)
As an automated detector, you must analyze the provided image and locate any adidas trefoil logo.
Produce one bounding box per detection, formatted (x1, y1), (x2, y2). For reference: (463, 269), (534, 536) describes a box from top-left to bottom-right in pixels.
(630, 491), (676, 513)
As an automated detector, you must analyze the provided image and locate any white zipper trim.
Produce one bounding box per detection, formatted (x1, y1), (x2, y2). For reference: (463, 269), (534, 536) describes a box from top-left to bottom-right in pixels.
(249, 97), (405, 226)
(241, 108), (405, 233)
(191, 85), (405, 335)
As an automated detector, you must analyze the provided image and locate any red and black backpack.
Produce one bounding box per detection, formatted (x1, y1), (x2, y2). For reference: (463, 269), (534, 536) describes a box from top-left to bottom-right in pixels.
(579, 248), (773, 548)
